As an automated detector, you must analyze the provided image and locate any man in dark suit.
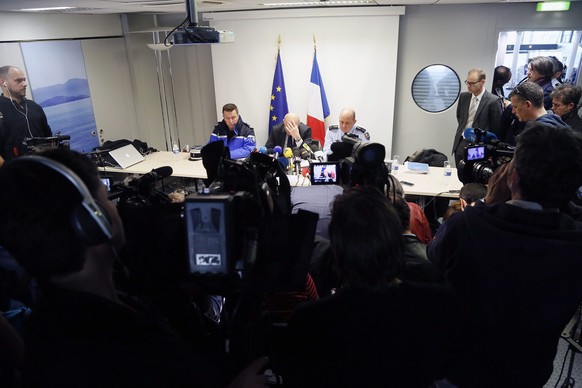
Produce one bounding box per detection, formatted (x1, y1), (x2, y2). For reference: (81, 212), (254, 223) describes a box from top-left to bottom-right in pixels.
(265, 112), (312, 153)
(452, 68), (502, 167)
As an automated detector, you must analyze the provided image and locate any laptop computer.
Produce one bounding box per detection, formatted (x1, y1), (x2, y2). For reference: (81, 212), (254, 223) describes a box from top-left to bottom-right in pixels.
(108, 144), (145, 169)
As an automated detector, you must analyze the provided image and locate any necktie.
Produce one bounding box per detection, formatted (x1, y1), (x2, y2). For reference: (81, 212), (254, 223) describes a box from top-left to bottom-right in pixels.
(466, 96), (478, 129)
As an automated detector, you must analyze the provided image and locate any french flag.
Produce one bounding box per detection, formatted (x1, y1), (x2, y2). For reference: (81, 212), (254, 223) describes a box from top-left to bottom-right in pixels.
(306, 50), (330, 147)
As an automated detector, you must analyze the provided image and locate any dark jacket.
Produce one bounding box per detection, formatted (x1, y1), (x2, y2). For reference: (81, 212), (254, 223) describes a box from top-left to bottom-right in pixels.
(207, 116), (255, 159)
(265, 122), (312, 153)
(428, 203), (582, 387)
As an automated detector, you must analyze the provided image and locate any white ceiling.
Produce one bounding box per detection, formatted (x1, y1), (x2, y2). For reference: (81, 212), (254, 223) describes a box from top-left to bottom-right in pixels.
(0, 0), (562, 15)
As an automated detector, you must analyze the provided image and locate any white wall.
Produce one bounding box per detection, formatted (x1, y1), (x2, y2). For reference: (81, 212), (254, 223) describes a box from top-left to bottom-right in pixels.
(1, 3), (581, 158)
(206, 7), (403, 154)
(394, 2), (582, 165)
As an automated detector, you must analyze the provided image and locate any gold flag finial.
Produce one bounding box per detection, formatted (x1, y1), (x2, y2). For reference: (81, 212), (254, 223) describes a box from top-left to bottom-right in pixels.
(313, 34), (317, 50)
(278, 34), (282, 50)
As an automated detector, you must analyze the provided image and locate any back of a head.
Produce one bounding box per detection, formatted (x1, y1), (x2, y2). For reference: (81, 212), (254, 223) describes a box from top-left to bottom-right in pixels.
(0, 149), (102, 279)
(493, 65), (511, 86)
(514, 122), (582, 208)
(460, 182), (487, 205)
(329, 187), (404, 290)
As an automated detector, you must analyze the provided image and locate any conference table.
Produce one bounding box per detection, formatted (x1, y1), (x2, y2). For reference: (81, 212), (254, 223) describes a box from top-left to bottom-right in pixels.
(98, 151), (208, 179)
(98, 151), (463, 203)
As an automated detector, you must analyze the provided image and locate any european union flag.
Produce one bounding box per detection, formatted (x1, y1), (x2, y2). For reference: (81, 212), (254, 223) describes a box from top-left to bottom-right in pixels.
(268, 49), (289, 135)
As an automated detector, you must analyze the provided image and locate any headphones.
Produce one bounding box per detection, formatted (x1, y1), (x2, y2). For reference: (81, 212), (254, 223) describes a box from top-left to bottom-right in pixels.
(14, 155), (114, 245)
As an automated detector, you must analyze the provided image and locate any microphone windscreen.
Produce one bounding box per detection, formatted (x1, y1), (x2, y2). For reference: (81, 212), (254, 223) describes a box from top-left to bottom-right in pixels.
(259, 146), (267, 154)
(463, 127), (476, 142)
(330, 142), (353, 159)
(153, 166), (173, 179)
(277, 156), (289, 170)
(273, 146), (282, 155)
(283, 147), (293, 158)
(302, 167), (310, 177)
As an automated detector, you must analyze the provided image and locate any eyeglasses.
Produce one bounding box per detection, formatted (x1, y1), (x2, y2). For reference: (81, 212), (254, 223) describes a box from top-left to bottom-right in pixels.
(464, 80), (482, 86)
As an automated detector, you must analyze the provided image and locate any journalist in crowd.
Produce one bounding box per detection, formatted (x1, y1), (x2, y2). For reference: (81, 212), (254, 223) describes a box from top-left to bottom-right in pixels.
(428, 122), (582, 387)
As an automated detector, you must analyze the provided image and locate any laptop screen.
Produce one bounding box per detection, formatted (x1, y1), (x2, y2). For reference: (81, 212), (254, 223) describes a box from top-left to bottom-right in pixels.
(108, 144), (145, 169)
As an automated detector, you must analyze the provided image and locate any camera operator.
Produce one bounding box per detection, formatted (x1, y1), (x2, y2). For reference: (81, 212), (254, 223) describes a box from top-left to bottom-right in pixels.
(0, 149), (269, 387)
(427, 122), (582, 387)
(0, 66), (52, 167)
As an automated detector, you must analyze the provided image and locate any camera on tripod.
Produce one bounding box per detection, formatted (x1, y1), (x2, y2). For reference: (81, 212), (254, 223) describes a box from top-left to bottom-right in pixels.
(457, 128), (515, 184)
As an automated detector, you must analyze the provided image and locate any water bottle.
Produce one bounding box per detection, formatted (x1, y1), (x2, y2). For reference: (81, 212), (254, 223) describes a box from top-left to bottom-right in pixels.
(443, 160), (452, 186)
(172, 142), (180, 160)
(392, 155), (400, 175)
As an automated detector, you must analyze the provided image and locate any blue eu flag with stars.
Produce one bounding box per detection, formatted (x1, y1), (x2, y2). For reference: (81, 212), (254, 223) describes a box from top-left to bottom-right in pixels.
(268, 49), (289, 135)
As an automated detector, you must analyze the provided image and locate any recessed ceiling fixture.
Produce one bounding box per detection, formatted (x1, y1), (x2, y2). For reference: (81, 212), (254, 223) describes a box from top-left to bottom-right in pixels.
(20, 7), (76, 12)
(264, 0), (373, 5)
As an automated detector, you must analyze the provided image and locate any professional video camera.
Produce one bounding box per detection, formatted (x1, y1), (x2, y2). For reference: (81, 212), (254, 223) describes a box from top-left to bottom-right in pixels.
(457, 128), (515, 184)
(329, 134), (390, 192)
(183, 142), (316, 292)
(23, 133), (70, 154)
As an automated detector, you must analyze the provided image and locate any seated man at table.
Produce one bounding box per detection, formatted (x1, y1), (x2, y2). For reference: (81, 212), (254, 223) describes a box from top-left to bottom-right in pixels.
(427, 122), (582, 387)
(208, 103), (256, 159)
(265, 113), (312, 154)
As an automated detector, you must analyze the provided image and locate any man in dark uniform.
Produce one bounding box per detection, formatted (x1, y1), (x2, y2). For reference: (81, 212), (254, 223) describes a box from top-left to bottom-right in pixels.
(0, 65), (52, 166)
(207, 103), (256, 159)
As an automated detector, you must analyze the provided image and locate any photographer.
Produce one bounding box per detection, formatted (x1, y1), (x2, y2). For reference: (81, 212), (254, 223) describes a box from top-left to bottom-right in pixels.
(0, 149), (268, 387)
(428, 122), (582, 387)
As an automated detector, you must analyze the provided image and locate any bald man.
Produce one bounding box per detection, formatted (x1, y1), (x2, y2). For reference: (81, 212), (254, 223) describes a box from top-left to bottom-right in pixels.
(265, 112), (313, 153)
(323, 108), (370, 156)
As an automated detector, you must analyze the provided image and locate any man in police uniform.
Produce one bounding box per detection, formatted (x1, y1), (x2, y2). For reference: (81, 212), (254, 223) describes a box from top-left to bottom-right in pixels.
(323, 108), (370, 157)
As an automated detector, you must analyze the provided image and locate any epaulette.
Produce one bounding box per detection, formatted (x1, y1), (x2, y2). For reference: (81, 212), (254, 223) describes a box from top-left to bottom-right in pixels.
(356, 126), (370, 140)
(329, 125), (339, 131)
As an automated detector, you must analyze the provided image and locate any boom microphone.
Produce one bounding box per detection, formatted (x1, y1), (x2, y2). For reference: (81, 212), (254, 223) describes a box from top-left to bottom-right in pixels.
(463, 127), (498, 143)
(133, 166), (173, 190)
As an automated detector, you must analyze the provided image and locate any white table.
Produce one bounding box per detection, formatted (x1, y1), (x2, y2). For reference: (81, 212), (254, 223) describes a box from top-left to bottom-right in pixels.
(393, 166), (463, 206)
(98, 151), (208, 179)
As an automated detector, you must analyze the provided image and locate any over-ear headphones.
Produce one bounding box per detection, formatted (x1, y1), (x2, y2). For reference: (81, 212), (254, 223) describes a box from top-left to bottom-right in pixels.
(14, 155), (114, 245)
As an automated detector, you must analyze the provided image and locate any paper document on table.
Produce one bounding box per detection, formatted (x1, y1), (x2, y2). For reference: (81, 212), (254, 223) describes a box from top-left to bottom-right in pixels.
(403, 162), (429, 174)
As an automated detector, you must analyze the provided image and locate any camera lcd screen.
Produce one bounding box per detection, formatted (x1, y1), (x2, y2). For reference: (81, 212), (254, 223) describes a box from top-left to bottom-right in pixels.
(466, 146), (486, 162)
(310, 162), (340, 185)
(100, 178), (111, 192)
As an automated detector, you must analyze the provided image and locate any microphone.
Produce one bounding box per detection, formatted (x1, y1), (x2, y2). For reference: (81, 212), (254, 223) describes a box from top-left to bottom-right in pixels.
(273, 145), (282, 159)
(302, 166), (310, 180)
(132, 166), (173, 191)
(302, 142), (316, 158)
(258, 146), (267, 154)
(283, 147), (294, 173)
(463, 128), (498, 143)
(283, 147), (293, 159)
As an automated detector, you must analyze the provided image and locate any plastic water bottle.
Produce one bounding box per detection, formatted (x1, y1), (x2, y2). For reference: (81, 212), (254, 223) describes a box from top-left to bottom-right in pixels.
(172, 142), (180, 160)
(443, 160), (452, 186)
(392, 155), (400, 175)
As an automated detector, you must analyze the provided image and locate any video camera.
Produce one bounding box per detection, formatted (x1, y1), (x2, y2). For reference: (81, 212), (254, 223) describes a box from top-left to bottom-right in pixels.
(330, 134), (390, 192)
(457, 128), (515, 184)
(23, 134), (70, 154)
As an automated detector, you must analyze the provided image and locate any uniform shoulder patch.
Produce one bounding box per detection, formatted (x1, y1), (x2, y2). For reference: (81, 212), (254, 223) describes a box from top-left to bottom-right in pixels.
(329, 125), (339, 131)
(356, 126), (370, 140)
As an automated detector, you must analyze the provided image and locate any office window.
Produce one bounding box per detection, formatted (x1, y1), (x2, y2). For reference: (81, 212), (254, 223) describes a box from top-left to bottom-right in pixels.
(411, 65), (460, 113)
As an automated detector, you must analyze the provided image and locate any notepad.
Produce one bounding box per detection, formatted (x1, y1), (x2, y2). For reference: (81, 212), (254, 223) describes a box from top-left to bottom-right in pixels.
(404, 161), (429, 174)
